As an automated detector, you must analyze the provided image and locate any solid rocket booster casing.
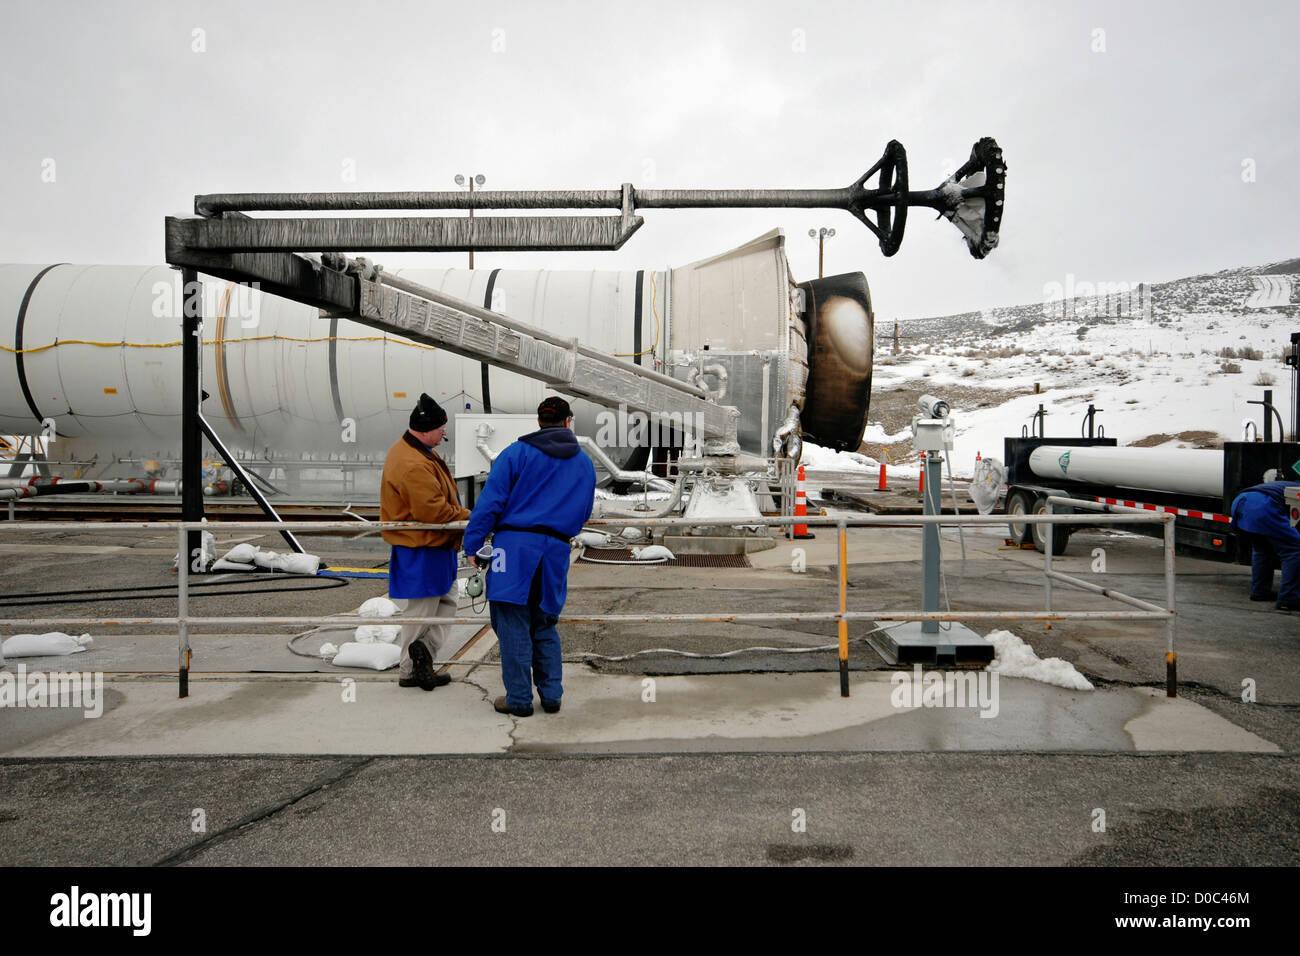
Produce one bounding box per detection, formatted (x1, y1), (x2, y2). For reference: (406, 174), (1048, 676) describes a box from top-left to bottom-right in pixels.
(0, 231), (873, 489)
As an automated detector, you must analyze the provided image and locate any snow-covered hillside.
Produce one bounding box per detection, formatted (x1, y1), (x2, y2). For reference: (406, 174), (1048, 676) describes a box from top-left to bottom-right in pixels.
(859, 258), (1299, 479)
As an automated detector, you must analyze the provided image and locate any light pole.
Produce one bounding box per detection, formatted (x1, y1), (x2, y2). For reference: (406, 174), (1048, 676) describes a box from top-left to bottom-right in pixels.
(809, 227), (835, 278)
(455, 173), (486, 268)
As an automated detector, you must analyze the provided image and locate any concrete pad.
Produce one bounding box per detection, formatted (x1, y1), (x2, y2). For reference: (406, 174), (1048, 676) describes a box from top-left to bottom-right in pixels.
(3, 678), (514, 756)
(1124, 686), (1280, 753)
(0, 664), (1280, 757)
(441, 668), (1283, 755)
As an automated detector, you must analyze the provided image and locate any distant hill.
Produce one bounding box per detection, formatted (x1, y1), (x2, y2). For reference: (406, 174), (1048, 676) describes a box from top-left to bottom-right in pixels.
(895, 257), (1300, 345)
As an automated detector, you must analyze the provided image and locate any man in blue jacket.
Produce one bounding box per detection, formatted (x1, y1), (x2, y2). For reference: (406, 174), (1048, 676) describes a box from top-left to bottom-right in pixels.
(1230, 480), (1300, 611)
(463, 396), (598, 716)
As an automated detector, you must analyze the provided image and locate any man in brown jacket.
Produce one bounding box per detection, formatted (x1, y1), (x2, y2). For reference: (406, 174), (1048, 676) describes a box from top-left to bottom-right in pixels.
(380, 394), (471, 690)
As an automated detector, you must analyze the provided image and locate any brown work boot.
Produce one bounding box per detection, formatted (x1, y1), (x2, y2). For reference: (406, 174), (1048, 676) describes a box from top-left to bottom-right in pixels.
(403, 641), (450, 690)
(493, 695), (533, 717)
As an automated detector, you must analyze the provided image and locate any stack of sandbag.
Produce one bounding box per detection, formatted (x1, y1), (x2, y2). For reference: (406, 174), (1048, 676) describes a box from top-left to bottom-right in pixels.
(323, 596), (403, 670)
(213, 542), (320, 575)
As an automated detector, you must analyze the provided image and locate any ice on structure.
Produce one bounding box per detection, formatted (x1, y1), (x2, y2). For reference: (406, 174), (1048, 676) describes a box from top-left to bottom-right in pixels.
(358, 597), (400, 617)
(983, 629), (1093, 690)
(331, 642), (400, 671)
(2, 632), (93, 658)
(355, 624), (401, 644)
(318, 642), (339, 658)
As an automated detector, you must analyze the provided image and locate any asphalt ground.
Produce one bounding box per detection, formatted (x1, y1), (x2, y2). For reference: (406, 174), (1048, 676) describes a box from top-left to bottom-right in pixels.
(1, 752), (1296, 866)
(2, 514), (1298, 869)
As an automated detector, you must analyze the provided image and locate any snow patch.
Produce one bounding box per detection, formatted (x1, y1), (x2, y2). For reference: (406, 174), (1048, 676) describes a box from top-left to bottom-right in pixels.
(801, 441), (879, 472)
(984, 629), (1093, 690)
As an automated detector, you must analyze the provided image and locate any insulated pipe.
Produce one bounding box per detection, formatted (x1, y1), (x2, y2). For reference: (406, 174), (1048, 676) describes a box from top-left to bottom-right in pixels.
(577, 436), (675, 493)
(0, 477), (180, 496)
(474, 422), (500, 464)
(1028, 445), (1223, 498)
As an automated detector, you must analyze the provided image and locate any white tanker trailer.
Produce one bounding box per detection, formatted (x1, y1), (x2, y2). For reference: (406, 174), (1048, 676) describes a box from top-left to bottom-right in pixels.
(1001, 430), (1300, 561)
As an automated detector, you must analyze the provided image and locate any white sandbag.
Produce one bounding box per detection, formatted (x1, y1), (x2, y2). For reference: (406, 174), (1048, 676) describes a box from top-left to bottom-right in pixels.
(251, 548), (321, 575)
(630, 545), (675, 562)
(211, 558), (257, 572)
(575, 531), (613, 549)
(358, 597), (400, 618)
(620, 527), (645, 541)
(278, 552), (320, 575)
(355, 624), (401, 644)
(319, 642), (339, 659)
(224, 543), (261, 564)
(331, 641), (401, 671)
(3, 632), (93, 658)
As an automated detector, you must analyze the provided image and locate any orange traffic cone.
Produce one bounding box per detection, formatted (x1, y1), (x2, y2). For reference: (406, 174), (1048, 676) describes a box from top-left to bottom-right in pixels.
(976, 450), (982, 462)
(878, 463), (888, 491)
(793, 464), (815, 539)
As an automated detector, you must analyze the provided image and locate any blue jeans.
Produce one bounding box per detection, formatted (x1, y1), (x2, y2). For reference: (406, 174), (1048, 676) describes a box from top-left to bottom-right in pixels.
(1246, 531), (1300, 606)
(489, 566), (563, 709)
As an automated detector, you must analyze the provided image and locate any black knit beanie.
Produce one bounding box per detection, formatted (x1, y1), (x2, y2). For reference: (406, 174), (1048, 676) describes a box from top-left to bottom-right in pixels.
(410, 393), (448, 431)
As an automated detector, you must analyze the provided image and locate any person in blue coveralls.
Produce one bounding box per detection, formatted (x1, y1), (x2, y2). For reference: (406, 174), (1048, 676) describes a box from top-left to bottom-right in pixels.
(1230, 480), (1300, 612)
(380, 394), (472, 689)
(463, 396), (598, 717)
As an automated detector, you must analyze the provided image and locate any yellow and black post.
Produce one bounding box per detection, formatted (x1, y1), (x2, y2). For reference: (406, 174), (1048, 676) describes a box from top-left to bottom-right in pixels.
(838, 519), (850, 697)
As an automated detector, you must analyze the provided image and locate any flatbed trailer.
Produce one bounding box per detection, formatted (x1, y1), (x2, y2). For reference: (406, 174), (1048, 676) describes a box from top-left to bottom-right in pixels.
(1001, 436), (1300, 562)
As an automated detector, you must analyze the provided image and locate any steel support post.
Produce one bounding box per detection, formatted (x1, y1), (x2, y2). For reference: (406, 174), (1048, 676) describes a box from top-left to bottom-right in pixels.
(180, 268), (204, 569)
(1165, 515), (1177, 698)
(177, 525), (190, 699)
(922, 452), (942, 634)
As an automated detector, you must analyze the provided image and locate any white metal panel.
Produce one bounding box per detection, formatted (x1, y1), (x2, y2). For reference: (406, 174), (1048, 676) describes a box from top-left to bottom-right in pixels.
(669, 229), (788, 351)
(453, 413), (539, 478)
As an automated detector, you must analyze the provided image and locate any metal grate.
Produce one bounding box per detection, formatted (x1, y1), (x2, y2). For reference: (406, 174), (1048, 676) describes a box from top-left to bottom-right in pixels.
(578, 547), (750, 568)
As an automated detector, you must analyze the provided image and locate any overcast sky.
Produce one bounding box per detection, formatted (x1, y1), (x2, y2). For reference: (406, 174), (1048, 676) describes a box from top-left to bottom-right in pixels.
(1, 0), (1296, 320)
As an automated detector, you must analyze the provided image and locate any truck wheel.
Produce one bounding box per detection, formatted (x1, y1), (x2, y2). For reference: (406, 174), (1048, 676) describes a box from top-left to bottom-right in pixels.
(1006, 489), (1034, 543)
(1031, 496), (1071, 555)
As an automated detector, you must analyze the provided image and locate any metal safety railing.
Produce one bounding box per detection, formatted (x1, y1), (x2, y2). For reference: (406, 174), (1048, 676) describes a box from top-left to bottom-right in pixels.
(1045, 496), (1178, 695)
(0, 506), (1177, 698)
